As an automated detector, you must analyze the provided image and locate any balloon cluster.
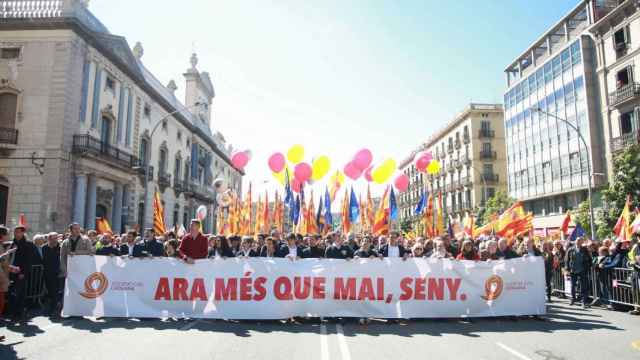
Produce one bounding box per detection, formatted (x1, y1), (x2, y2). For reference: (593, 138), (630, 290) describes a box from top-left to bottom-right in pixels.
(414, 151), (441, 175)
(231, 150), (252, 171)
(269, 145), (332, 192)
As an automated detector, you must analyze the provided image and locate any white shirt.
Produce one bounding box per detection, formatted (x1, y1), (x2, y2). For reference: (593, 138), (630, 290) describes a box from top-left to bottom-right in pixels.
(388, 245), (400, 257)
(288, 246), (297, 258)
(127, 243), (135, 256)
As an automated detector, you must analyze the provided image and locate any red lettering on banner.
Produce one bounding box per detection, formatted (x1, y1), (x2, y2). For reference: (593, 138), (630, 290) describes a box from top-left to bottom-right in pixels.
(399, 277), (412, 301)
(274, 277), (293, 300)
(239, 277), (253, 301)
(427, 278), (445, 300)
(415, 277), (426, 300)
(173, 278), (189, 301)
(357, 278), (375, 301)
(446, 278), (461, 300)
(253, 277), (267, 301)
(376, 278), (385, 301)
(334, 278), (357, 300)
(294, 277), (311, 300)
(313, 277), (326, 299)
(215, 278), (238, 301)
(190, 278), (208, 301)
(154, 277), (171, 300)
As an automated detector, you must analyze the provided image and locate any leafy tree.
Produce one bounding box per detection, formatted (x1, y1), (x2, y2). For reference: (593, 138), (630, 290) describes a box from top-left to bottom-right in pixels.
(600, 144), (640, 236)
(400, 218), (413, 234)
(476, 190), (515, 226)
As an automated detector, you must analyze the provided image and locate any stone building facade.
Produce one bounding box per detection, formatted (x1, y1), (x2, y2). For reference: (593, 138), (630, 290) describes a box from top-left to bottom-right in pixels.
(0, 0), (242, 234)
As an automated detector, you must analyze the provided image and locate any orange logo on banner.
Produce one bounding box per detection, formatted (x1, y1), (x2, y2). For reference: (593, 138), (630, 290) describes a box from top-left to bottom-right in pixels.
(480, 275), (503, 301)
(79, 272), (109, 299)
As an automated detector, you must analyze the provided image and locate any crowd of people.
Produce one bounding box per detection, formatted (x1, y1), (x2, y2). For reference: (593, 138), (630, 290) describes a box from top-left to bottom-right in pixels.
(0, 218), (639, 336)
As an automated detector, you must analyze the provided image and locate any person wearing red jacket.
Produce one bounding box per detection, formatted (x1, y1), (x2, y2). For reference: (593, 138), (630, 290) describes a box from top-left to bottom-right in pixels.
(456, 239), (480, 261)
(178, 219), (208, 263)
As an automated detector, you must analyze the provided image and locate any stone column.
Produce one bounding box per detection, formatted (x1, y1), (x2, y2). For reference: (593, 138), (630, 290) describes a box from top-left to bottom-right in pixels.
(111, 183), (123, 234)
(86, 175), (97, 230)
(72, 174), (87, 226)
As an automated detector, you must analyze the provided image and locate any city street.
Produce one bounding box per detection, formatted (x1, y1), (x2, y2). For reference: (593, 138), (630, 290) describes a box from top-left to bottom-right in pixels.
(2, 299), (638, 360)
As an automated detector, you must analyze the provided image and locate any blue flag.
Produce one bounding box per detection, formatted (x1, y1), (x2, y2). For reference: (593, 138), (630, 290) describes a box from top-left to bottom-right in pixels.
(414, 190), (426, 215)
(316, 197), (325, 233)
(390, 187), (398, 221)
(349, 188), (359, 224)
(284, 170), (293, 209)
(569, 222), (585, 241)
(293, 195), (300, 225)
(324, 187), (332, 230)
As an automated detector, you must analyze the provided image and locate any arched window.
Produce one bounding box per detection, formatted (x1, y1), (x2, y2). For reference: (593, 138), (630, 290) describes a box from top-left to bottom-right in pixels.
(0, 93), (17, 129)
(159, 147), (167, 173)
(139, 137), (149, 165)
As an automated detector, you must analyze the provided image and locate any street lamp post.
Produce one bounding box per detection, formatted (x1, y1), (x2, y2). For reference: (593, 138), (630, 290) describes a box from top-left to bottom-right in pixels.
(533, 107), (596, 241)
(138, 102), (204, 231)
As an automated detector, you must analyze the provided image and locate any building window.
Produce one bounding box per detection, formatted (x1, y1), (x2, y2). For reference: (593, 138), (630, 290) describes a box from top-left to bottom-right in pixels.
(177, 130), (182, 141)
(0, 93), (18, 129)
(159, 147), (168, 173)
(143, 104), (151, 118)
(481, 121), (490, 131)
(614, 26), (628, 52)
(174, 157), (182, 180)
(620, 111), (635, 135)
(0, 47), (20, 59)
(105, 76), (115, 92)
(161, 119), (168, 131)
(616, 67), (632, 88)
(482, 164), (493, 175)
(139, 137), (149, 165)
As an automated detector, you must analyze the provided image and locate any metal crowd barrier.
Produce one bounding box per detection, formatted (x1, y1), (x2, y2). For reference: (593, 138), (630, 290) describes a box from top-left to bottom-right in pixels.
(25, 264), (46, 305)
(550, 266), (639, 308)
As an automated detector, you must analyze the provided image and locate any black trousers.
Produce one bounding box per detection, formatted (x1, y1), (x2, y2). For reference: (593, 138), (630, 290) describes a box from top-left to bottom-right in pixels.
(8, 275), (27, 316)
(44, 275), (62, 313)
(570, 272), (589, 304)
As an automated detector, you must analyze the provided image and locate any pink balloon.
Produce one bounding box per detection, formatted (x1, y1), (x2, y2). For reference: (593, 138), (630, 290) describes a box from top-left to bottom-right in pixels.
(352, 149), (373, 171)
(231, 151), (249, 170)
(364, 165), (374, 182)
(268, 152), (285, 173)
(292, 178), (302, 193)
(415, 151), (433, 172)
(344, 161), (363, 180)
(294, 162), (312, 183)
(394, 174), (409, 192)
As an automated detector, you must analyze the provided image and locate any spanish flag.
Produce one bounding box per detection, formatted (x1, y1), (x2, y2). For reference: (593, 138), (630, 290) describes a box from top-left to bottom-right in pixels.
(372, 187), (390, 236)
(613, 195), (633, 241)
(240, 183), (252, 235)
(495, 201), (525, 237)
(96, 217), (112, 235)
(424, 192), (434, 238)
(475, 215), (497, 236)
(153, 191), (166, 235)
(560, 211), (572, 235)
(329, 171), (342, 202)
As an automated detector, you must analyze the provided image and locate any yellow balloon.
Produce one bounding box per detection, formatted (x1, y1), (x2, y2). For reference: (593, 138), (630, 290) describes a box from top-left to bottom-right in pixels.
(427, 160), (441, 175)
(371, 158), (396, 184)
(311, 156), (331, 181)
(287, 144), (305, 164)
(272, 166), (291, 185)
(330, 170), (345, 185)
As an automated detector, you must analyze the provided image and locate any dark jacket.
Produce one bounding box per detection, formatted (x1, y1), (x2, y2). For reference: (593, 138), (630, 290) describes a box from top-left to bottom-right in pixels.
(302, 246), (325, 258)
(10, 238), (40, 276)
(276, 244), (306, 258)
(41, 244), (61, 278)
(236, 248), (259, 257)
(259, 246), (278, 258)
(133, 240), (165, 257)
(208, 247), (235, 258)
(565, 246), (591, 274)
(119, 243), (136, 257)
(96, 245), (121, 256)
(354, 248), (379, 258)
(497, 248), (519, 260)
(378, 244), (408, 258)
(324, 244), (354, 259)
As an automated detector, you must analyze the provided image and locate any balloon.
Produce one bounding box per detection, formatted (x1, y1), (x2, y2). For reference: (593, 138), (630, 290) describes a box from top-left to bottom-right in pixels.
(364, 165), (374, 182)
(372, 158), (396, 184)
(196, 205), (207, 220)
(343, 161), (362, 180)
(352, 149), (373, 171)
(231, 151), (249, 170)
(287, 144), (305, 164)
(272, 166), (291, 185)
(292, 178), (302, 193)
(311, 156), (331, 181)
(394, 174), (409, 192)
(330, 171), (345, 185)
(427, 159), (441, 175)
(268, 152), (285, 173)
(414, 151), (433, 172)
(294, 162), (312, 183)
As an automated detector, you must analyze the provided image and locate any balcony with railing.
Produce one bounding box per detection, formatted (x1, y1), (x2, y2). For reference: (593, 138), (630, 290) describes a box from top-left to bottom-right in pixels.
(479, 129), (495, 138)
(460, 176), (471, 187)
(185, 180), (216, 202)
(158, 170), (171, 190)
(479, 150), (497, 160)
(131, 160), (154, 181)
(455, 138), (461, 149)
(609, 83), (640, 107)
(481, 173), (499, 183)
(611, 130), (640, 153)
(173, 178), (185, 194)
(447, 143), (454, 154)
(73, 135), (139, 170)
(0, 127), (18, 147)
(463, 133), (470, 144)
(461, 153), (471, 165)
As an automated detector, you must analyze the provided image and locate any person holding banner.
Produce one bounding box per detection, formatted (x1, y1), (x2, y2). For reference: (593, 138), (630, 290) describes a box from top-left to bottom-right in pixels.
(95, 233), (120, 257)
(302, 235), (325, 258)
(179, 219), (208, 263)
(354, 236), (378, 258)
(278, 233), (305, 259)
(325, 233), (354, 259)
(119, 231), (137, 257)
(237, 236), (259, 257)
(133, 229), (165, 258)
(378, 232), (409, 260)
(497, 238), (518, 260)
(456, 239), (480, 261)
(260, 237), (279, 258)
(430, 239), (451, 259)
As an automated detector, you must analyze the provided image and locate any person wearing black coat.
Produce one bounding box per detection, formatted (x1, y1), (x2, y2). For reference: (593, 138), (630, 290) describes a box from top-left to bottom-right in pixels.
(236, 236), (260, 257)
(564, 237), (592, 308)
(354, 237), (378, 258)
(208, 236), (235, 258)
(41, 232), (62, 316)
(8, 225), (40, 319)
(95, 233), (121, 257)
(324, 234), (354, 259)
(132, 229), (165, 258)
(277, 234), (306, 259)
(302, 235), (325, 258)
(119, 230), (138, 257)
(378, 232), (409, 259)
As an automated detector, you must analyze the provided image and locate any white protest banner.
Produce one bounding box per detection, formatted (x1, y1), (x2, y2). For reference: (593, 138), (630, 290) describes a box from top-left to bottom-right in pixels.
(63, 256), (546, 319)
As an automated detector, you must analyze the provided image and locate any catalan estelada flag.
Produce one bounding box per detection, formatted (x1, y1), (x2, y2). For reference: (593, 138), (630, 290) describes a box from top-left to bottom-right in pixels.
(152, 191), (166, 235)
(372, 187), (390, 236)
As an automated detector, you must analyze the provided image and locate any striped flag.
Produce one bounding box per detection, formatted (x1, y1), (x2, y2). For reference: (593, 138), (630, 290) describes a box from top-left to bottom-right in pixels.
(366, 184), (374, 232)
(372, 187), (390, 236)
(96, 217), (112, 235)
(153, 191), (166, 235)
(307, 190), (318, 235)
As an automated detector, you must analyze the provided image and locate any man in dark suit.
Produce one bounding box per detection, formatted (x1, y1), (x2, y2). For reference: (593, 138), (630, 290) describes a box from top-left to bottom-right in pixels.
(133, 228), (165, 258)
(325, 233), (354, 259)
(236, 236), (259, 257)
(378, 232), (409, 260)
(302, 235), (325, 258)
(8, 225), (40, 320)
(119, 230), (137, 257)
(277, 233), (306, 259)
(41, 232), (61, 316)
